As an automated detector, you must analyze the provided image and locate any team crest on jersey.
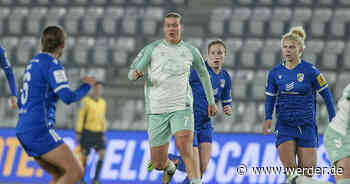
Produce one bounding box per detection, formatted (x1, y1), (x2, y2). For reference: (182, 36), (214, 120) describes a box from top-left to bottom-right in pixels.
(297, 73), (304, 82)
(220, 79), (225, 88)
(317, 74), (327, 87)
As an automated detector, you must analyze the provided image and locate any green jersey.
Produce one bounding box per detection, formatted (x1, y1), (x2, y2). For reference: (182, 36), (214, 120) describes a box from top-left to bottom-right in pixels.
(128, 39), (215, 114)
(330, 83), (350, 135)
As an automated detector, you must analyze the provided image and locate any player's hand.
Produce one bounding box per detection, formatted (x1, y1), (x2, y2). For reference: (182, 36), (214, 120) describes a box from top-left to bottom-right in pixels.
(223, 105), (232, 116)
(208, 104), (218, 117)
(10, 96), (17, 110)
(263, 120), (273, 135)
(83, 76), (96, 87)
(133, 70), (144, 80)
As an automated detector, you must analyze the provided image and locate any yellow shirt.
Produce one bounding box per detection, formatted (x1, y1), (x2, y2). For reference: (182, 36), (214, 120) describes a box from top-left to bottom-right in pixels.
(76, 96), (107, 133)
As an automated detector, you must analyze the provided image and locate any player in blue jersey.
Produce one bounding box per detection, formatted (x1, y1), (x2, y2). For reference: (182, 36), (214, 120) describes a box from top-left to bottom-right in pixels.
(16, 25), (96, 184)
(148, 40), (232, 183)
(262, 26), (336, 179)
(0, 45), (17, 109)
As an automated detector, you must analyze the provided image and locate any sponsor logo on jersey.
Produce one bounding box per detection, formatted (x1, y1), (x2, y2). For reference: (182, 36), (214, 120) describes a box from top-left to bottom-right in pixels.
(220, 79), (225, 88)
(285, 82), (294, 91)
(53, 70), (68, 83)
(297, 73), (304, 82)
(317, 74), (327, 87)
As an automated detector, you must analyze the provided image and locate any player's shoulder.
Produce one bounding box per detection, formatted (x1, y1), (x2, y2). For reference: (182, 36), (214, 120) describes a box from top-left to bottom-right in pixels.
(301, 59), (320, 73)
(269, 63), (283, 74)
(221, 68), (231, 77)
(182, 41), (200, 52)
(145, 40), (163, 49)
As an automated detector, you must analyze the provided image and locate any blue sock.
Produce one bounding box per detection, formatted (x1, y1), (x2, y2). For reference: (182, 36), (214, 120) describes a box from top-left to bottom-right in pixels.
(182, 176), (190, 184)
(168, 153), (186, 172)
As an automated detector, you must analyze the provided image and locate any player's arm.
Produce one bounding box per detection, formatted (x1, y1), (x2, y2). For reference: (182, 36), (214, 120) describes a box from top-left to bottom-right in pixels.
(48, 61), (94, 105)
(263, 70), (277, 135)
(221, 73), (232, 115)
(312, 67), (336, 121)
(128, 46), (152, 81)
(191, 47), (217, 116)
(0, 47), (17, 109)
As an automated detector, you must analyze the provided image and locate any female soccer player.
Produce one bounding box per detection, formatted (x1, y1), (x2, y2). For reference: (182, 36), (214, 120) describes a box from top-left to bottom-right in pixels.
(263, 26), (336, 178)
(0, 45), (17, 109)
(16, 25), (96, 184)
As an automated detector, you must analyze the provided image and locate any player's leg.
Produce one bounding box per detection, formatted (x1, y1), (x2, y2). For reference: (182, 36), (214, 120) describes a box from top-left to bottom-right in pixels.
(197, 122), (213, 176)
(171, 109), (201, 184)
(296, 147), (317, 177)
(276, 137), (298, 172)
(148, 113), (176, 184)
(35, 158), (63, 184)
(92, 134), (106, 184)
(40, 143), (84, 184)
(334, 157), (350, 183)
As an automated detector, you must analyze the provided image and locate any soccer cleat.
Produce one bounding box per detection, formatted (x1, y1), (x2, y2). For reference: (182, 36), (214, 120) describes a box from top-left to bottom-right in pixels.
(282, 173), (298, 184)
(162, 169), (176, 184)
(147, 160), (155, 172)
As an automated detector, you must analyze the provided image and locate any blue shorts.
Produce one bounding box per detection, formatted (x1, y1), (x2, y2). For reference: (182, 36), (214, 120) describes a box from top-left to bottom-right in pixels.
(275, 122), (318, 148)
(16, 126), (64, 158)
(193, 117), (213, 147)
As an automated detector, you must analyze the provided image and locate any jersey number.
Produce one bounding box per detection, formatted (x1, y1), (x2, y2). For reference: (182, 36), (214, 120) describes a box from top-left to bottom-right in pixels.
(21, 71), (31, 105)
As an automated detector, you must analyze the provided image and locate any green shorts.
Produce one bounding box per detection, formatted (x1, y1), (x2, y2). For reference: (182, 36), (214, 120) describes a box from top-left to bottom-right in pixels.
(324, 126), (350, 165)
(147, 108), (194, 147)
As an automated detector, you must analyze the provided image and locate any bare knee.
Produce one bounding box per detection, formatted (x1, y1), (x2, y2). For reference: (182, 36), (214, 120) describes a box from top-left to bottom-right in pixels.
(153, 160), (168, 170)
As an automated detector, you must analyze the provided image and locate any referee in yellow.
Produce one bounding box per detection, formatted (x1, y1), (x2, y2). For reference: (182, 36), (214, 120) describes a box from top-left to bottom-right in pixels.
(76, 81), (107, 184)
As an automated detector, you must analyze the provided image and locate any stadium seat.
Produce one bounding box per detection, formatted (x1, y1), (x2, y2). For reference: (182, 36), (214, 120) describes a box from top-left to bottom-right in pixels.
(339, 0), (350, 6)
(0, 0), (12, 5)
(256, 0), (273, 5)
(322, 71), (337, 95)
(74, 0), (90, 4)
(336, 72), (350, 99)
(319, 0), (333, 5)
(0, 7), (10, 35)
(303, 40), (324, 66)
(252, 70), (268, 100)
(142, 7), (163, 35)
(82, 7), (104, 34)
(229, 8), (251, 36)
(232, 70), (253, 98)
(27, 7), (47, 34)
(91, 0), (108, 5)
(16, 37), (37, 64)
(297, 0), (313, 5)
(186, 37), (203, 52)
(330, 9), (350, 37)
(224, 38), (243, 68)
(64, 7), (85, 35)
(209, 8), (231, 36)
(121, 17), (138, 35)
(73, 37), (95, 65)
(55, 0), (70, 5)
(261, 39), (281, 68)
(36, 0), (50, 5)
(93, 37), (109, 65)
(9, 7), (29, 35)
(44, 7), (66, 26)
(60, 37), (75, 64)
(249, 8), (271, 36)
(1, 37), (19, 64)
(270, 8), (292, 36)
(310, 8), (332, 37)
(290, 8), (312, 28)
(116, 37), (136, 52)
(102, 7), (124, 34)
(343, 41), (350, 69)
(240, 102), (257, 132)
(110, 0), (125, 4)
(150, 0), (164, 5)
(276, 0), (293, 5)
(236, 0), (255, 5)
(240, 39), (263, 67)
(321, 40), (344, 69)
(111, 49), (129, 66)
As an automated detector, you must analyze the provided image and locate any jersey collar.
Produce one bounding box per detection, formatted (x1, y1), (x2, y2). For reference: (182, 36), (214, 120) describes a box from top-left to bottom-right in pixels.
(162, 39), (184, 47)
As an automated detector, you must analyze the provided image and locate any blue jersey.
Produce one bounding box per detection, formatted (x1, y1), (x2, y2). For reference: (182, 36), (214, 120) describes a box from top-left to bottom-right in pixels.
(0, 45), (17, 96)
(265, 60), (329, 127)
(16, 53), (91, 133)
(190, 62), (232, 118)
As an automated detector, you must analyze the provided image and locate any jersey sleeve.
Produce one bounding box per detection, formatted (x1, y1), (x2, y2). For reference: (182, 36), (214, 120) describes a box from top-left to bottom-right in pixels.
(0, 47), (17, 96)
(221, 72), (232, 107)
(128, 44), (153, 80)
(191, 47), (215, 105)
(47, 59), (91, 104)
(311, 65), (328, 93)
(265, 70), (277, 96)
(76, 98), (88, 133)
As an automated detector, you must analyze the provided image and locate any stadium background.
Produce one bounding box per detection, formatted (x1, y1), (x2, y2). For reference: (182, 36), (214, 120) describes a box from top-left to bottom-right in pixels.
(0, 0), (348, 183)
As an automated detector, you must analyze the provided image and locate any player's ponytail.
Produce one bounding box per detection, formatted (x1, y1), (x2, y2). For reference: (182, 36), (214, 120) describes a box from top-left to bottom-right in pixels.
(281, 26), (306, 49)
(40, 25), (66, 53)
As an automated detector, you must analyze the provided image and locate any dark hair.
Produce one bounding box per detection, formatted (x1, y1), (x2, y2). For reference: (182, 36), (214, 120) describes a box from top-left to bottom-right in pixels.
(40, 25), (66, 53)
(163, 12), (183, 24)
(95, 81), (104, 86)
(208, 39), (226, 55)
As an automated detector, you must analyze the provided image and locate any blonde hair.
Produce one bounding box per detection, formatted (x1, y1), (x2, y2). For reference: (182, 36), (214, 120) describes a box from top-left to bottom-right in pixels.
(281, 26), (306, 49)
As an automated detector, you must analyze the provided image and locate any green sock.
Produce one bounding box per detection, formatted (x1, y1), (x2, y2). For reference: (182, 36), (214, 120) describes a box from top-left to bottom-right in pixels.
(190, 178), (201, 184)
(337, 178), (350, 184)
(296, 175), (332, 184)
